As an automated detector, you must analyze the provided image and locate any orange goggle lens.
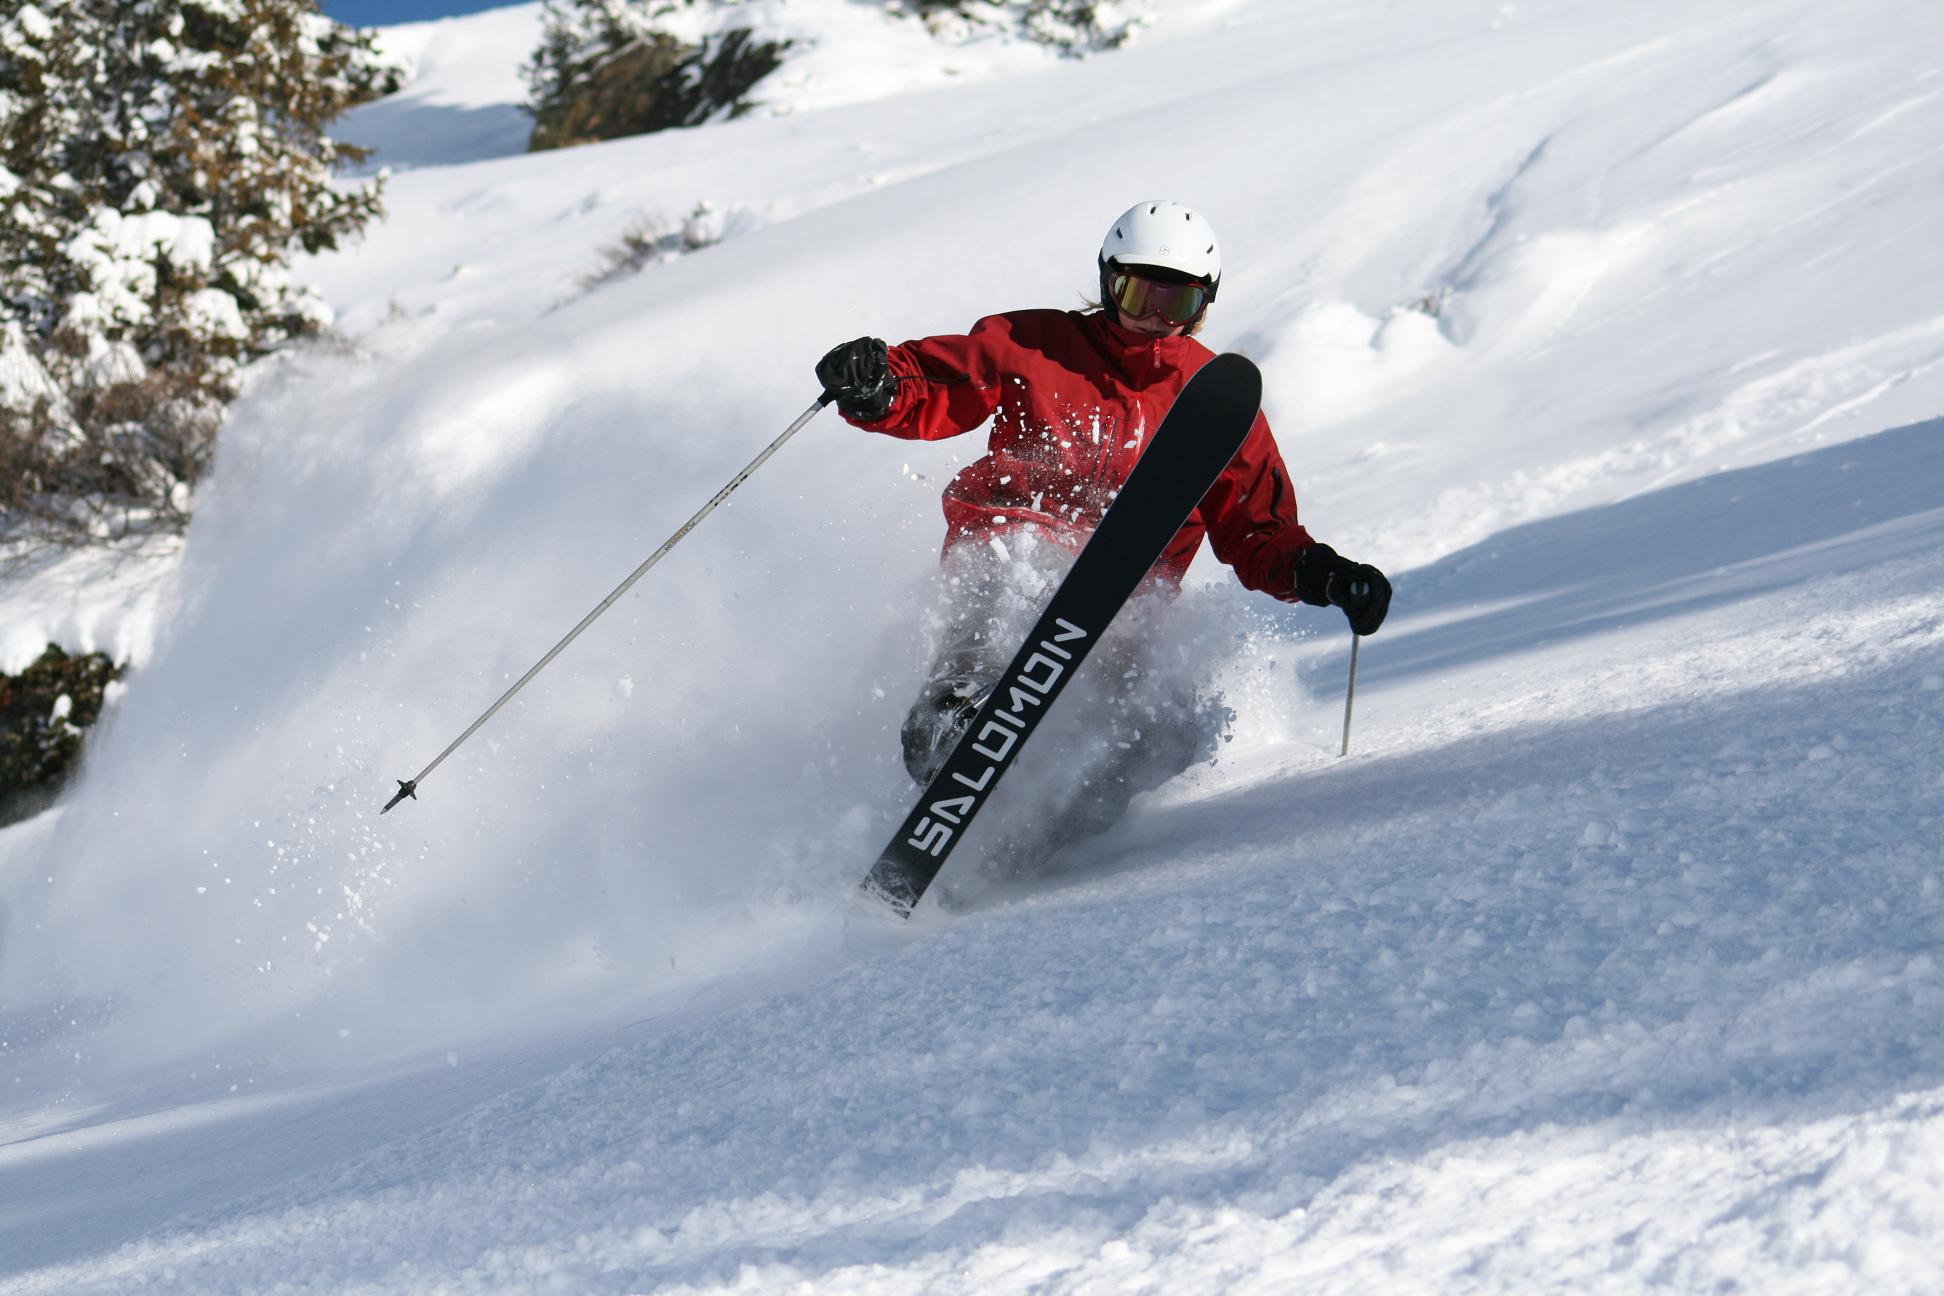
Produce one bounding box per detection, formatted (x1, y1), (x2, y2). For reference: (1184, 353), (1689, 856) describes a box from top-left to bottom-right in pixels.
(1108, 270), (1209, 325)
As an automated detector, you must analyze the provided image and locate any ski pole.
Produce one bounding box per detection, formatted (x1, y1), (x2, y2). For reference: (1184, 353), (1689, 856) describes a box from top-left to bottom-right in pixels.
(1340, 632), (1361, 758)
(383, 395), (832, 813)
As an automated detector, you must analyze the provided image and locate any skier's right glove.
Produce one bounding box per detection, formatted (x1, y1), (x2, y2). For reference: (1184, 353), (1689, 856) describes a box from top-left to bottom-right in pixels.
(1292, 543), (1392, 636)
(816, 337), (897, 421)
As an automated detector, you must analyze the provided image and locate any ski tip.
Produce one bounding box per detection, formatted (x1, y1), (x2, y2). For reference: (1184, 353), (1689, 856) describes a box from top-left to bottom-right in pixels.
(381, 779), (418, 814)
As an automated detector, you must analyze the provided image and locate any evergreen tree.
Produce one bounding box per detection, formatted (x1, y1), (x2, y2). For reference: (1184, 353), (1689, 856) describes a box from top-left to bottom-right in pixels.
(0, 0), (398, 549)
(522, 0), (1138, 155)
(524, 0), (647, 128)
(523, 0), (789, 153)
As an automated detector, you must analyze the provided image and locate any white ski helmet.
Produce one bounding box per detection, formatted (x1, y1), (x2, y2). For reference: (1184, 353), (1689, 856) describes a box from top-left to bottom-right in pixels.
(1098, 200), (1222, 293)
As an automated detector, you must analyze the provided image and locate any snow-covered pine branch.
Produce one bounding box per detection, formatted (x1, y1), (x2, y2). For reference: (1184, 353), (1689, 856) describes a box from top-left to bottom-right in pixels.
(0, 0), (399, 551)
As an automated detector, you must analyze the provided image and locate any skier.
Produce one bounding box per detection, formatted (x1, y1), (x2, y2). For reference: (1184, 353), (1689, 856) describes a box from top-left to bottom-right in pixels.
(817, 201), (1390, 850)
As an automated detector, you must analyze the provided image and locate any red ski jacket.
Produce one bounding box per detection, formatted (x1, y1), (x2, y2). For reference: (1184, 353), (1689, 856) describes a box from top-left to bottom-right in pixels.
(845, 308), (1315, 597)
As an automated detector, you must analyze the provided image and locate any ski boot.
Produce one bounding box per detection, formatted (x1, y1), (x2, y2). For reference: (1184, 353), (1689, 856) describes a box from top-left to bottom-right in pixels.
(899, 676), (994, 785)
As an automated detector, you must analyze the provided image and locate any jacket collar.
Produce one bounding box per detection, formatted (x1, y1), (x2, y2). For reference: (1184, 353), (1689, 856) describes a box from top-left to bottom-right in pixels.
(1087, 309), (1189, 382)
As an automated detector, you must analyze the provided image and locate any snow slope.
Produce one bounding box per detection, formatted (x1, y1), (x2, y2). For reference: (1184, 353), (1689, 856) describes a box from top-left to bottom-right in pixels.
(340, 2), (541, 171)
(3, 0), (1943, 1289)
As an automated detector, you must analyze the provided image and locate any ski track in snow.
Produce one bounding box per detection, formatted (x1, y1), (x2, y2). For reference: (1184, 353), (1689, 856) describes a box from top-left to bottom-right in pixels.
(3, 0), (1944, 1290)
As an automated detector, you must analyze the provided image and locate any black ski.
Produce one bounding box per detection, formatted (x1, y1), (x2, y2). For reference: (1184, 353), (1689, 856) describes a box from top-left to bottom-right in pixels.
(862, 352), (1263, 915)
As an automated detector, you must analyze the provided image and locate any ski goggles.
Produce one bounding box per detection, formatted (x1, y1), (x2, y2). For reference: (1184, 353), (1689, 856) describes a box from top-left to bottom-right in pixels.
(1107, 269), (1211, 326)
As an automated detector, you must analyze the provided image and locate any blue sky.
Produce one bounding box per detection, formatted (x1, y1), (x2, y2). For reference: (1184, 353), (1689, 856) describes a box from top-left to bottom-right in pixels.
(324, 0), (522, 28)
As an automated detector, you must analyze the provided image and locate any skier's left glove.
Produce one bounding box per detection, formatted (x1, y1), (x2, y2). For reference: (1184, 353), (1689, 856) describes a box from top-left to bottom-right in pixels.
(1292, 543), (1392, 636)
(816, 337), (897, 421)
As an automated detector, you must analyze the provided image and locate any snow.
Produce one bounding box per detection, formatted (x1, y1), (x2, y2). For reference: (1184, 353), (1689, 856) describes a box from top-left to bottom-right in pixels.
(11, 4), (49, 43)
(0, 543), (183, 676)
(3, 0), (1944, 1290)
(338, 0), (1240, 176)
(59, 212), (224, 335)
(342, 3), (541, 171)
(0, 321), (65, 412)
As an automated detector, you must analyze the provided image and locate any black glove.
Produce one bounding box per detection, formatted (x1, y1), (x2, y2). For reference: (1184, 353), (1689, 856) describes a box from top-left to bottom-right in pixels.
(815, 336), (896, 421)
(1291, 543), (1392, 636)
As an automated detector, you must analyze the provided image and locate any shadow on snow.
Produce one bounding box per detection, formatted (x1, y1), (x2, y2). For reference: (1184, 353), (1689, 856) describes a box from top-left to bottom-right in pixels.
(1366, 416), (1944, 687)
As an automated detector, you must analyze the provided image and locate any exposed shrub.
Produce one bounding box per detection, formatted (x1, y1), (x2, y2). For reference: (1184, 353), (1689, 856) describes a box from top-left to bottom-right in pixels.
(903, 0), (1143, 54)
(524, 2), (789, 153)
(0, 644), (124, 826)
(1402, 286), (1452, 318)
(579, 201), (728, 292)
(524, 1), (1144, 155)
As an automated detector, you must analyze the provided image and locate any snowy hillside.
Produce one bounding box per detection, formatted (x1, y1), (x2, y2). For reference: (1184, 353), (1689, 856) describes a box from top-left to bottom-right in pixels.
(4, 0), (1944, 1289)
